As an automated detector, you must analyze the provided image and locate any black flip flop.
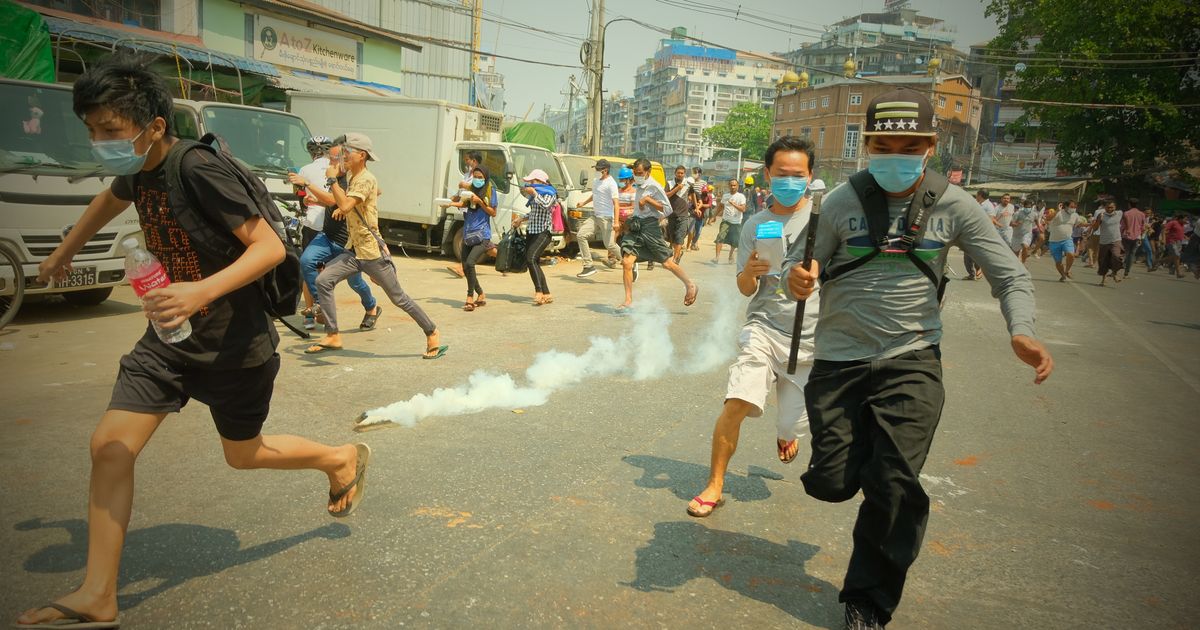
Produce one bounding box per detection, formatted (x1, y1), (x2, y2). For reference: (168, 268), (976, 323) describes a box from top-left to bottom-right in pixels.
(359, 306), (383, 330)
(15, 603), (119, 629)
(329, 443), (371, 518)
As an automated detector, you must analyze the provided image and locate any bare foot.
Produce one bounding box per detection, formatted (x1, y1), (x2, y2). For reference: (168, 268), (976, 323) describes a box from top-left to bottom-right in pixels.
(327, 444), (358, 515)
(17, 590), (118, 627)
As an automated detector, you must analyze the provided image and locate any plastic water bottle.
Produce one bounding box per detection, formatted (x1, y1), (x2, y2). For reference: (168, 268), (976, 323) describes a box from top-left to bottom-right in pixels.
(122, 238), (191, 344)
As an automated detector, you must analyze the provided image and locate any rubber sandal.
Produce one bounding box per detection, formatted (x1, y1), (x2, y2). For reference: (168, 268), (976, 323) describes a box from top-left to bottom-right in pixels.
(686, 496), (724, 518)
(359, 306), (383, 330)
(305, 344), (342, 354)
(462, 302), (476, 311)
(15, 602), (119, 629)
(422, 344), (449, 360)
(777, 438), (800, 464)
(683, 284), (699, 307)
(475, 296), (487, 307)
(329, 443), (371, 518)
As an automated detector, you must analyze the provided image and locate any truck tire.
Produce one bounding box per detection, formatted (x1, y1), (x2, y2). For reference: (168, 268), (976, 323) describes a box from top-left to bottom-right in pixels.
(62, 287), (113, 307)
(451, 224), (464, 260)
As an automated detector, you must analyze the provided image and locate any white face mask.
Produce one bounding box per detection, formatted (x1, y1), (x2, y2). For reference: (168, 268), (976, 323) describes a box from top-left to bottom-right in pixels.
(634, 175), (647, 185)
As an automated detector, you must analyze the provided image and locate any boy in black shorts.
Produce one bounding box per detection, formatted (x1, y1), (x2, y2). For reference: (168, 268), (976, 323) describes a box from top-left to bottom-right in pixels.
(16, 56), (371, 629)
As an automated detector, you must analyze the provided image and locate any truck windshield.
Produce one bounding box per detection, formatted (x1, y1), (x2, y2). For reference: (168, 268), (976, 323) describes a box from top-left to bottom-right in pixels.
(0, 82), (104, 174)
(200, 105), (312, 175)
(512, 147), (566, 190)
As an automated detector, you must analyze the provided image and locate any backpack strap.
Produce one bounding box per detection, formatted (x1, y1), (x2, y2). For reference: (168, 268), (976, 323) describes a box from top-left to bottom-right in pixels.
(821, 170), (889, 283)
(163, 139), (244, 264)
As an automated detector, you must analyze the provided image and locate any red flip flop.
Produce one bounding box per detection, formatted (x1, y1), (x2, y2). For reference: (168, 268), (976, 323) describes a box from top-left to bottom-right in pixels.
(778, 438), (800, 464)
(686, 496), (724, 518)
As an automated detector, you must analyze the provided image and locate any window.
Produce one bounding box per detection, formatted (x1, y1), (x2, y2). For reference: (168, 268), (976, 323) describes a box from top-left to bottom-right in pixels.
(801, 127), (811, 138)
(849, 93), (862, 106)
(800, 101), (807, 111)
(818, 127), (825, 148)
(462, 148), (511, 193)
(809, 99), (816, 109)
(843, 124), (860, 159)
(776, 129), (782, 139)
(955, 100), (964, 113)
(821, 96), (829, 108)
(737, 74), (747, 79)
(937, 95), (947, 109)
(789, 102), (795, 113)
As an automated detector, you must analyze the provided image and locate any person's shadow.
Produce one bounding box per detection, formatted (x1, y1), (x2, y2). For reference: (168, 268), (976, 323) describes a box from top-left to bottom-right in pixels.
(15, 517), (350, 609)
(622, 454), (782, 503)
(623, 521), (840, 628)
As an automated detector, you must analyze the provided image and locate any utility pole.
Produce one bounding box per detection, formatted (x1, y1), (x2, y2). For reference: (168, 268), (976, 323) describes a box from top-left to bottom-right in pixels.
(564, 76), (578, 154)
(470, 0), (482, 108)
(585, 0), (605, 155)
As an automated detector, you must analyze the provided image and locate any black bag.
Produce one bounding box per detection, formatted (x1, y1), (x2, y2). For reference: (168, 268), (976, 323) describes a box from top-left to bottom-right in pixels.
(495, 229), (528, 274)
(822, 169), (950, 304)
(163, 134), (303, 318)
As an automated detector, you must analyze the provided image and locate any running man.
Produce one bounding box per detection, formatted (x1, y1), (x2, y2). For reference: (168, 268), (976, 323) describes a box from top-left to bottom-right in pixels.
(617, 158), (699, 310)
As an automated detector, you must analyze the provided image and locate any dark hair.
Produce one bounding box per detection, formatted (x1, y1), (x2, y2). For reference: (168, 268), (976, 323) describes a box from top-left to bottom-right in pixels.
(1128, 197), (1139, 205)
(471, 166), (490, 191)
(633, 158), (652, 172)
(674, 165), (686, 172)
(976, 188), (989, 199)
(466, 151), (483, 164)
(73, 54), (173, 135)
(764, 136), (817, 172)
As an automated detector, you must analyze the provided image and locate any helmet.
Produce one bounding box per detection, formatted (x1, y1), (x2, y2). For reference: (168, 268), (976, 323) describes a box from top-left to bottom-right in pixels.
(744, 175), (755, 185)
(618, 166), (634, 180)
(306, 135), (333, 152)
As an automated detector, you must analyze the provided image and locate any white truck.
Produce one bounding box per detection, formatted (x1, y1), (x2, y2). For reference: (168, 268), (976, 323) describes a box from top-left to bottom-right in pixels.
(0, 78), (314, 310)
(287, 93), (568, 258)
(0, 78), (142, 306)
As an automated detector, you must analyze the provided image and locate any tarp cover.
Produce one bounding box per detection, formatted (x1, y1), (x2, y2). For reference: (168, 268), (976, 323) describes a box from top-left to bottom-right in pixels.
(503, 122), (556, 152)
(0, 0), (55, 82)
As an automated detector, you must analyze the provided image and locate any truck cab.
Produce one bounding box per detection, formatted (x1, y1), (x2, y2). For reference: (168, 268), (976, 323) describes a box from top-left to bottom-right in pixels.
(0, 78), (141, 306)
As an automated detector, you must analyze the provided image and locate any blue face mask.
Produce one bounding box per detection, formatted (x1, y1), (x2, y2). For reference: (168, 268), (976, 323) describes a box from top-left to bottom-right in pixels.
(770, 176), (809, 207)
(471, 178), (486, 188)
(868, 153), (928, 193)
(91, 127), (150, 175)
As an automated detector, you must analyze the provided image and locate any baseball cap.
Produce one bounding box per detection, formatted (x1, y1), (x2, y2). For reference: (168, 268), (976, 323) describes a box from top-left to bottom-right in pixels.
(522, 168), (550, 183)
(337, 132), (380, 161)
(863, 88), (936, 137)
(593, 158), (611, 171)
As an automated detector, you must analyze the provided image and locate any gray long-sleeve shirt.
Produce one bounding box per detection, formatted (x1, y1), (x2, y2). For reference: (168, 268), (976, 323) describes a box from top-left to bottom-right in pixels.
(781, 180), (1037, 362)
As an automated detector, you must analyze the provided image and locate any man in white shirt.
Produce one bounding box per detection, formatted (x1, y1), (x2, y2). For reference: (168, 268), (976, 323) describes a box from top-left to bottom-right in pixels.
(964, 189), (992, 279)
(574, 159), (621, 277)
(713, 179), (747, 264)
(993, 193), (1015, 245)
(290, 136), (332, 328)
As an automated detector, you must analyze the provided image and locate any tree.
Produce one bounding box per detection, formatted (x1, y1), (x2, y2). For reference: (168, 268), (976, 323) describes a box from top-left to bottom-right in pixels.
(984, 0), (1200, 196)
(702, 102), (772, 163)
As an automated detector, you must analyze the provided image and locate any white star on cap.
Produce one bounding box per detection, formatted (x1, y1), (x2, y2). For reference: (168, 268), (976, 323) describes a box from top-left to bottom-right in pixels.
(907, 120), (920, 130)
(874, 121), (883, 131)
(882, 120), (895, 130)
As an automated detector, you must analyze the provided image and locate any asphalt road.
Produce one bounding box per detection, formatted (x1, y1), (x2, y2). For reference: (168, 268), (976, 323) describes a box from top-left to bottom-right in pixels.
(1, 225), (1198, 629)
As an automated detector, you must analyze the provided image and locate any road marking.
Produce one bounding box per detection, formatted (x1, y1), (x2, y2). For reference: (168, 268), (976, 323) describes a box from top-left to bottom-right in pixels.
(1068, 281), (1200, 394)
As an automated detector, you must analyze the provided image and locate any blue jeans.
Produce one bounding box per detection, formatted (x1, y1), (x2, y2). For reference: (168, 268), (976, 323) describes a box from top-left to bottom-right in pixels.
(301, 233), (376, 311)
(1142, 235), (1155, 269)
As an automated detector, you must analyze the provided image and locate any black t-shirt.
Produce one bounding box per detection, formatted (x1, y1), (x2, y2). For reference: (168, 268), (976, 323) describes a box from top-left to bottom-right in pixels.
(667, 178), (691, 217)
(322, 175), (350, 245)
(111, 145), (279, 370)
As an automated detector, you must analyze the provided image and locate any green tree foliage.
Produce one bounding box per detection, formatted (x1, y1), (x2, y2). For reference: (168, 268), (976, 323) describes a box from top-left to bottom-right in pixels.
(702, 102), (772, 162)
(984, 0), (1200, 193)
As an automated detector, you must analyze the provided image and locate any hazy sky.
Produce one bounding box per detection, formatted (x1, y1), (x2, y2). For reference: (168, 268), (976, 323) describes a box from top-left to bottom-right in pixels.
(479, 0), (1000, 120)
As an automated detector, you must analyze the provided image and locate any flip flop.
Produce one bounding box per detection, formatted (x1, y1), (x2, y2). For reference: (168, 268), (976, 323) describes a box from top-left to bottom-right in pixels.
(329, 443), (371, 518)
(359, 306), (383, 330)
(15, 603), (119, 629)
(305, 343), (343, 354)
(422, 344), (449, 360)
(462, 302), (476, 311)
(475, 296), (487, 307)
(683, 284), (700, 307)
(686, 496), (724, 518)
(777, 438), (800, 464)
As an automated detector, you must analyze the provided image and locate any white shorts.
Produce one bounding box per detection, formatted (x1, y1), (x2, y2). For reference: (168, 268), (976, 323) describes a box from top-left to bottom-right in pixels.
(725, 323), (811, 442)
(1011, 231), (1033, 251)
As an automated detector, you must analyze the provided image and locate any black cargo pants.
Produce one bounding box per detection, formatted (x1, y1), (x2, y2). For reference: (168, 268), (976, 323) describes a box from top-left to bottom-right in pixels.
(801, 346), (945, 625)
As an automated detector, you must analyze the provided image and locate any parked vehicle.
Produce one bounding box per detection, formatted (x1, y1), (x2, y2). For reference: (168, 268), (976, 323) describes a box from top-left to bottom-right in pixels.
(288, 93), (568, 258)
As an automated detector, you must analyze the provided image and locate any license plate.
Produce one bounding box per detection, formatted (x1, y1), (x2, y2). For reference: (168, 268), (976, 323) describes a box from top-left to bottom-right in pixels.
(569, 211), (583, 219)
(61, 266), (97, 288)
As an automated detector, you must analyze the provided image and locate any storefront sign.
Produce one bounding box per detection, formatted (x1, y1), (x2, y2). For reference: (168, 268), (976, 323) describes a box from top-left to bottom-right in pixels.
(254, 15), (358, 79)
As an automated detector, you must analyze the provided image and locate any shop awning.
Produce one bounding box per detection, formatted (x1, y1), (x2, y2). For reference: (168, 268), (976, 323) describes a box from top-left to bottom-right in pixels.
(274, 71), (403, 98)
(963, 179), (1091, 199)
(43, 15), (279, 77)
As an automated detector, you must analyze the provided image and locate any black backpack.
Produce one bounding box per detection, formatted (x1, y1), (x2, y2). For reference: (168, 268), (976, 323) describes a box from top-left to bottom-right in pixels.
(822, 169), (951, 304)
(162, 134), (302, 319)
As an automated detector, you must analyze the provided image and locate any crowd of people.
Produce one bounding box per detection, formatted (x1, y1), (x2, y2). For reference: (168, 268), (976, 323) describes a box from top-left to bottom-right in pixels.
(966, 190), (1200, 285)
(16, 53), (1186, 630)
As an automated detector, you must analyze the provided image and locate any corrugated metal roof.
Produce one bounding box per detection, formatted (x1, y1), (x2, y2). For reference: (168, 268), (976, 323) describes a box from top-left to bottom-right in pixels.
(275, 70), (404, 97)
(43, 15), (280, 77)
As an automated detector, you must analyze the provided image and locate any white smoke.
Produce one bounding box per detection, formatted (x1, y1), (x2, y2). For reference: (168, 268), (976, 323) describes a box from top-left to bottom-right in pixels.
(356, 286), (743, 430)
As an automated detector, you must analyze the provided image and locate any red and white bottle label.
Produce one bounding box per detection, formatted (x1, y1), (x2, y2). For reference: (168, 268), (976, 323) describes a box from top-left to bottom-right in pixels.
(130, 263), (170, 297)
